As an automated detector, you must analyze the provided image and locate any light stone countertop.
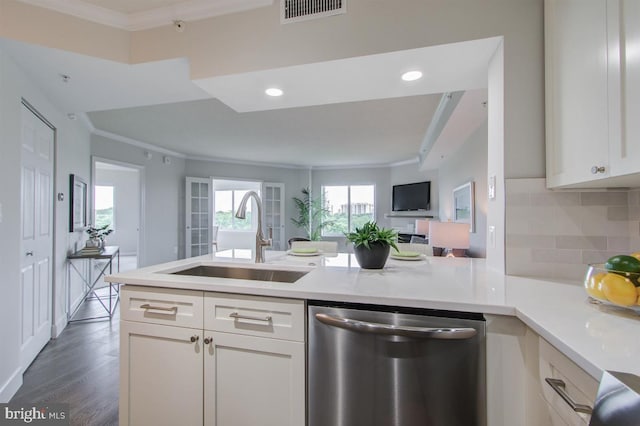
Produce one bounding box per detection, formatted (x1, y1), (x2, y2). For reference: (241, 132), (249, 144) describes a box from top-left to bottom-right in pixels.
(106, 250), (640, 380)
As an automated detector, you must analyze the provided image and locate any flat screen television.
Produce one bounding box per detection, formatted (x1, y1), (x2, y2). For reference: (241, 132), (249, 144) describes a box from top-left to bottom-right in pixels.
(392, 181), (431, 211)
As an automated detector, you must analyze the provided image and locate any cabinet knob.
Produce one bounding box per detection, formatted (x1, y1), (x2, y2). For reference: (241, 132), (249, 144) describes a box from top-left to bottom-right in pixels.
(591, 166), (606, 174)
(203, 337), (212, 345)
(190, 335), (199, 343)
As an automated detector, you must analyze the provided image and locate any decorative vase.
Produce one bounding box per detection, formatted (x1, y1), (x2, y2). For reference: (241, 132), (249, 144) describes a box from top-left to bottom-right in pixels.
(86, 238), (100, 248)
(353, 243), (391, 269)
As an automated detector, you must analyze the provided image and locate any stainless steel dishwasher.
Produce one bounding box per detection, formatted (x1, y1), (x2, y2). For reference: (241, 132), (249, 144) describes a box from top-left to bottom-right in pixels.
(308, 301), (486, 426)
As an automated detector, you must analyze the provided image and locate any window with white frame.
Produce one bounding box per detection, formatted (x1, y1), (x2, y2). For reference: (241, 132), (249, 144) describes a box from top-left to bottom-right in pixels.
(94, 185), (114, 229)
(322, 185), (375, 236)
(213, 179), (261, 231)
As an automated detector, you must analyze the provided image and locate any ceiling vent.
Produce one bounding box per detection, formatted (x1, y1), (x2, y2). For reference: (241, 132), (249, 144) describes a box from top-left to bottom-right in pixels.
(282, 0), (346, 23)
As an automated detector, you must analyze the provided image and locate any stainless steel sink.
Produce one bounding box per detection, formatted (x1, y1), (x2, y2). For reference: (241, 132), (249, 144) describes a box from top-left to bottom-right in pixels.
(171, 265), (308, 283)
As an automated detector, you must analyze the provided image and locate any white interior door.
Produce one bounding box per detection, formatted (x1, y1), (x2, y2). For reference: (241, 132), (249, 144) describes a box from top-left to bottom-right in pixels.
(262, 183), (285, 251)
(20, 103), (54, 370)
(185, 177), (212, 258)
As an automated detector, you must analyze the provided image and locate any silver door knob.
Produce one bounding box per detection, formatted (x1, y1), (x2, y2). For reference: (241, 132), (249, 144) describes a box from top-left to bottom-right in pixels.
(591, 166), (606, 174)
(25, 251), (33, 256)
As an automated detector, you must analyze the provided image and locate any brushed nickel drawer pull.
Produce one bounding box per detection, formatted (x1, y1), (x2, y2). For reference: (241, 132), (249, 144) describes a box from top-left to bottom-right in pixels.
(140, 303), (178, 314)
(545, 378), (593, 414)
(229, 312), (272, 322)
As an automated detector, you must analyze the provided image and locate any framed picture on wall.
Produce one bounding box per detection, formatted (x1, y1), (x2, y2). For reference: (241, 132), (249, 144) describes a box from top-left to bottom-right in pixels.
(453, 181), (475, 233)
(69, 174), (87, 232)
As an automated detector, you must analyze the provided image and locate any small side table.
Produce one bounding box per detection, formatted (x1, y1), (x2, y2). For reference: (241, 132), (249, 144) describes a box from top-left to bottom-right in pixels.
(67, 245), (120, 322)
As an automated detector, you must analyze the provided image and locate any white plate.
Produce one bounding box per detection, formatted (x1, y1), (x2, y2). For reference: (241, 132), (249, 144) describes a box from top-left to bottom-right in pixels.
(390, 253), (425, 261)
(287, 250), (321, 257)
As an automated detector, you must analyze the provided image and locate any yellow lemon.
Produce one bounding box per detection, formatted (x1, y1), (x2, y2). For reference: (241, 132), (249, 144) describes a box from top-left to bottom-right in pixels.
(601, 273), (637, 306)
(637, 287), (640, 305)
(585, 272), (606, 300)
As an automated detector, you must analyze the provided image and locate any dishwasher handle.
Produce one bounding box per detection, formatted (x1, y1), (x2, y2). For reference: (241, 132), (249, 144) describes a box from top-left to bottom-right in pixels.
(315, 313), (477, 340)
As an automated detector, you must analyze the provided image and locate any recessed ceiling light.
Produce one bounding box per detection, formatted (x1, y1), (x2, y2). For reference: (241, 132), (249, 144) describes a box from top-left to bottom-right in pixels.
(265, 88), (283, 97)
(401, 71), (423, 82)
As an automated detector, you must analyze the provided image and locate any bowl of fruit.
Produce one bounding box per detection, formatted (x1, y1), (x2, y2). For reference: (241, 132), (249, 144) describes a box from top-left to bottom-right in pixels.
(585, 252), (640, 312)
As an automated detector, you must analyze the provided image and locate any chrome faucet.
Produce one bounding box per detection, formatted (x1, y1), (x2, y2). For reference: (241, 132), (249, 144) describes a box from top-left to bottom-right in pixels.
(235, 191), (271, 263)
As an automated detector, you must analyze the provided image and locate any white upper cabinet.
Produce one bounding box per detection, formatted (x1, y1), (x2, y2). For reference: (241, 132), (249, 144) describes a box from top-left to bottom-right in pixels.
(608, 0), (640, 178)
(545, 0), (640, 188)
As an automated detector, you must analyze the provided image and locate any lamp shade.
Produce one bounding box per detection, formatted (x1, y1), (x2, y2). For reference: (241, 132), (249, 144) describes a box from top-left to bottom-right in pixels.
(415, 219), (430, 236)
(429, 222), (470, 249)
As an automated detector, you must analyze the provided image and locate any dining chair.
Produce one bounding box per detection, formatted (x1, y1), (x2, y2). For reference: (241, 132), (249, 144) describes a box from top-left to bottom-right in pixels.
(394, 242), (433, 256)
(212, 225), (219, 251)
(290, 240), (338, 254)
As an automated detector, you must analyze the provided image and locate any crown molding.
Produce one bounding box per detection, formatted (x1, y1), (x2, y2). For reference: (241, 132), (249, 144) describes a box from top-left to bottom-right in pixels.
(185, 154), (308, 170)
(17, 0), (272, 31)
(127, 0), (273, 31)
(92, 128), (187, 158)
(17, 0), (128, 28)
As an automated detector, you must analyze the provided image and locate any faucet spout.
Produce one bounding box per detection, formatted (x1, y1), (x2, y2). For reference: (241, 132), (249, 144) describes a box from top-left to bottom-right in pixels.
(235, 191), (271, 263)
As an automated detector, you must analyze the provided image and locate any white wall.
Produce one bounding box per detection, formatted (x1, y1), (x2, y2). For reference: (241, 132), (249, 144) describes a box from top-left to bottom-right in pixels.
(94, 167), (140, 255)
(0, 48), (90, 401)
(91, 135), (185, 265)
(438, 121), (488, 258)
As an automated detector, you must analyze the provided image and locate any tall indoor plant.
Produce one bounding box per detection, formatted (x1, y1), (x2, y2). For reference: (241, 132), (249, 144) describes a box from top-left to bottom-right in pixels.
(345, 221), (398, 269)
(291, 187), (333, 241)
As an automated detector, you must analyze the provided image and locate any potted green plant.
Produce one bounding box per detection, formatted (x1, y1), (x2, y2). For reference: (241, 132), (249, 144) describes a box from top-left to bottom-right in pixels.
(345, 221), (398, 269)
(85, 224), (113, 248)
(291, 187), (334, 241)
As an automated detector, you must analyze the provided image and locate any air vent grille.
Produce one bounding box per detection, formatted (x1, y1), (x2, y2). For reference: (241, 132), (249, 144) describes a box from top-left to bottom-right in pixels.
(282, 0), (346, 23)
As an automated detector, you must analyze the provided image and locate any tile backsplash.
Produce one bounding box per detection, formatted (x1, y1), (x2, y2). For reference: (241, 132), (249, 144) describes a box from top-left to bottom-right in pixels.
(506, 178), (640, 281)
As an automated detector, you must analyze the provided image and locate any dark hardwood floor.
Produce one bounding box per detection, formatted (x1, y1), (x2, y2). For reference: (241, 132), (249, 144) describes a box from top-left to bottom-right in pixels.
(11, 290), (120, 426)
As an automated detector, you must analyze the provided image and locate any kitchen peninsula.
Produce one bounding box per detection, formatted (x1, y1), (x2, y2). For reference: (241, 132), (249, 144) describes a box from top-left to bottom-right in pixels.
(108, 251), (640, 425)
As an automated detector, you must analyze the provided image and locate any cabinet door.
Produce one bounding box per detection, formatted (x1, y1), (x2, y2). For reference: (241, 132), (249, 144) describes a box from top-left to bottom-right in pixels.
(608, 0), (640, 177)
(545, 0), (610, 187)
(120, 321), (203, 426)
(204, 332), (305, 426)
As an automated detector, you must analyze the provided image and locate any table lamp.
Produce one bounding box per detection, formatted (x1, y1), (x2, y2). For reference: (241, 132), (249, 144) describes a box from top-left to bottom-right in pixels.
(429, 221), (470, 257)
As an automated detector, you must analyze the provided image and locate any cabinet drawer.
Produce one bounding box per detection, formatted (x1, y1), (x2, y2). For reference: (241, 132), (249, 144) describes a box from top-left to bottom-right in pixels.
(121, 285), (204, 329)
(539, 338), (598, 426)
(204, 293), (305, 342)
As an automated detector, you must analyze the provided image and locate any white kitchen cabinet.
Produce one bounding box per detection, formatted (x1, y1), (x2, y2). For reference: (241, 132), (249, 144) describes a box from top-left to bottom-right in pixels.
(608, 0), (640, 178)
(120, 286), (305, 426)
(120, 321), (204, 426)
(204, 331), (305, 426)
(545, 0), (640, 188)
(486, 315), (597, 426)
(545, 0), (610, 188)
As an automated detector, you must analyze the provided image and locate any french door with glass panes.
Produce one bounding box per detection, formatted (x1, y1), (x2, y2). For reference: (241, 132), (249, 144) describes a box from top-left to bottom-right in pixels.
(185, 177), (212, 258)
(262, 182), (285, 251)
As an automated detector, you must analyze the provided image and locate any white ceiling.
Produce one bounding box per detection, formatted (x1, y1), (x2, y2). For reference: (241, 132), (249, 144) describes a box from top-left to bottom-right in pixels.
(0, 34), (497, 168)
(88, 96), (442, 167)
(0, 38), (211, 113)
(80, 0), (191, 14)
(195, 38), (500, 112)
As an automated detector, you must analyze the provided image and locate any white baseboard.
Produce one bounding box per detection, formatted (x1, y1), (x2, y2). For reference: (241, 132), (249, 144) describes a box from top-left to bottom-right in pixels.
(51, 314), (68, 339)
(0, 367), (23, 403)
